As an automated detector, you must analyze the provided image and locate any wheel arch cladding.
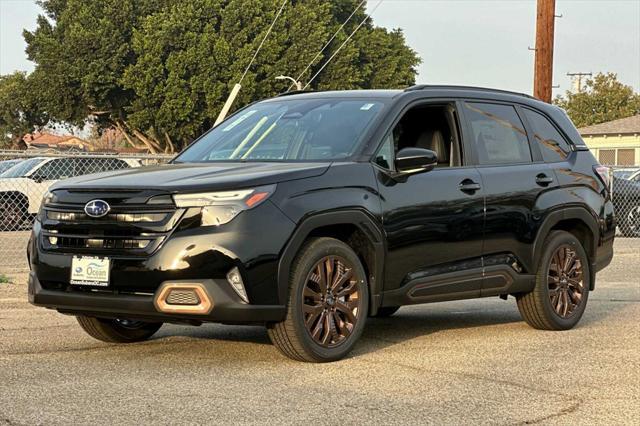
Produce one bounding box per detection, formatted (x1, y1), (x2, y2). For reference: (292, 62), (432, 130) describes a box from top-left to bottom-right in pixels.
(533, 206), (599, 290)
(277, 210), (385, 315)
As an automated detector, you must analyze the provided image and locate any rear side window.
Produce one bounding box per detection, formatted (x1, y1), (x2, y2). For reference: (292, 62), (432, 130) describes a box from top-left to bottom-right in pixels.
(522, 108), (571, 162)
(465, 102), (531, 165)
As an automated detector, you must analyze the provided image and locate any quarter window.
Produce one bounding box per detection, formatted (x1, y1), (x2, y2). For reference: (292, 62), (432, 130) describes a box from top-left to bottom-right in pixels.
(522, 109), (571, 162)
(465, 102), (532, 165)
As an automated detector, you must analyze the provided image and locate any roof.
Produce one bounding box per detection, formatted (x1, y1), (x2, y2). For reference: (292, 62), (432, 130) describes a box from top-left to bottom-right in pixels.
(23, 132), (73, 146)
(274, 89), (402, 99)
(272, 86), (547, 110)
(578, 114), (640, 136)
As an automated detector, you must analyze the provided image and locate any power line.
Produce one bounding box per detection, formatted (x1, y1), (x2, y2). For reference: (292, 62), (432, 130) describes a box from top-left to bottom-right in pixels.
(240, 0), (288, 84)
(289, 0), (367, 91)
(303, 0), (384, 91)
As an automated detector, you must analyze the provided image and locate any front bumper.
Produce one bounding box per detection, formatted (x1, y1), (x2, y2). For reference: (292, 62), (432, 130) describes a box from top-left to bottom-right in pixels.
(28, 271), (285, 324)
(28, 200), (294, 323)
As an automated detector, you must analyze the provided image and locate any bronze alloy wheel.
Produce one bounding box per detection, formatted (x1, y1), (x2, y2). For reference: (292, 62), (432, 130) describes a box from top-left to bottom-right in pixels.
(302, 255), (363, 348)
(548, 244), (585, 318)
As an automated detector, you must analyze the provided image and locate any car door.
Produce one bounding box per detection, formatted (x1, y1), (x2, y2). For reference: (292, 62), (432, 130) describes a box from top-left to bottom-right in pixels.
(462, 101), (559, 296)
(375, 100), (486, 303)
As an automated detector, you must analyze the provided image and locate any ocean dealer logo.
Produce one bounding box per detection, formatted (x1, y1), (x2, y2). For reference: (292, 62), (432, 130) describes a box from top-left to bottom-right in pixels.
(84, 200), (110, 218)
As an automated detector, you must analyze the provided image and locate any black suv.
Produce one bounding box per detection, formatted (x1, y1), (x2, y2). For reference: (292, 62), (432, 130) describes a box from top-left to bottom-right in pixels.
(28, 86), (615, 362)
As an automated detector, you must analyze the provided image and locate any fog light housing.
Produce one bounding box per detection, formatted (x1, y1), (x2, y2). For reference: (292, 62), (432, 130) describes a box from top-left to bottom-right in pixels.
(227, 267), (248, 303)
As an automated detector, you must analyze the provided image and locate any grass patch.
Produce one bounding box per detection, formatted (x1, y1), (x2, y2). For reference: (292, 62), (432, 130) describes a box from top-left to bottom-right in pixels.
(0, 274), (11, 284)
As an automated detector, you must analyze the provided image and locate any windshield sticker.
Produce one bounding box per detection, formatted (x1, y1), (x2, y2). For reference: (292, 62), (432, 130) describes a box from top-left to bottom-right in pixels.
(360, 103), (375, 111)
(223, 110), (257, 132)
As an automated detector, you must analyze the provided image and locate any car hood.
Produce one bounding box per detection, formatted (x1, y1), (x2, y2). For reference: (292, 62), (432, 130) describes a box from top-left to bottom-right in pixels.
(50, 162), (332, 193)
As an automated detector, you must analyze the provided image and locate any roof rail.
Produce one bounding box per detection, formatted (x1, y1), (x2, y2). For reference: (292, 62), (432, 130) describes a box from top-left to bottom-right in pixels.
(276, 90), (319, 97)
(405, 85), (535, 100)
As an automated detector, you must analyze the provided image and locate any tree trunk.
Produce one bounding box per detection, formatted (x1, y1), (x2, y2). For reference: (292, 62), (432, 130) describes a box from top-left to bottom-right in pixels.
(164, 132), (175, 154)
(132, 129), (162, 154)
(114, 120), (147, 151)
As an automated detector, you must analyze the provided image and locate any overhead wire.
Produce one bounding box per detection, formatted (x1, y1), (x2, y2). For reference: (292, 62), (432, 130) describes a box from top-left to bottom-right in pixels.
(302, 0), (384, 91)
(240, 0), (289, 84)
(288, 0), (367, 91)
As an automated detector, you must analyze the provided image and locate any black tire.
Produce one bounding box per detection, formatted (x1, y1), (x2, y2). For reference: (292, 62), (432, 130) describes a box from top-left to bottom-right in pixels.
(267, 237), (369, 362)
(371, 306), (400, 318)
(76, 316), (162, 343)
(619, 205), (640, 238)
(517, 231), (590, 330)
(0, 198), (27, 231)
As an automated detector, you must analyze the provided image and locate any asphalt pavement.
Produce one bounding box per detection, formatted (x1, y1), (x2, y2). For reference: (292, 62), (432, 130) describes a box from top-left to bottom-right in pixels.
(1, 239), (638, 425)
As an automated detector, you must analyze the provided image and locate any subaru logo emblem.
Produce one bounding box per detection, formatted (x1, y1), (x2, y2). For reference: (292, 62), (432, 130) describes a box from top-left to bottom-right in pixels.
(84, 199), (110, 218)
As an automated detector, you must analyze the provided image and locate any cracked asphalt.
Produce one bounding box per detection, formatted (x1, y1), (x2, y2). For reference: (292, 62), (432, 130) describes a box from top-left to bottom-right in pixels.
(1, 239), (638, 425)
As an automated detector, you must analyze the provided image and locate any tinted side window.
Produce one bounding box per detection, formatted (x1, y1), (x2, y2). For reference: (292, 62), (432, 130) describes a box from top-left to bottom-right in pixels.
(35, 158), (75, 180)
(465, 102), (531, 165)
(374, 134), (394, 170)
(523, 108), (571, 162)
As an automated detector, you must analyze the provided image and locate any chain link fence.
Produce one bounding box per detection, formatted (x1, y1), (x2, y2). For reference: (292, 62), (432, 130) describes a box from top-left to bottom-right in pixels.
(609, 164), (640, 239)
(1, 150), (638, 273)
(0, 150), (172, 272)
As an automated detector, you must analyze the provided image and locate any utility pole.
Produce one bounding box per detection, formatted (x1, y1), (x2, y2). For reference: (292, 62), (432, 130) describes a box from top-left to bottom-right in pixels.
(567, 72), (592, 92)
(533, 0), (556, 103)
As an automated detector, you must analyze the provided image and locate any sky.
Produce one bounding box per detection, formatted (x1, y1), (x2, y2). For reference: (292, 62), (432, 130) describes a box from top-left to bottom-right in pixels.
(1, 0), (639, 96)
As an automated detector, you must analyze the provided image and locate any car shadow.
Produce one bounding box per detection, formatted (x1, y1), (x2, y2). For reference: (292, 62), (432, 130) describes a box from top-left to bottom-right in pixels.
(151, 302), (526, 359)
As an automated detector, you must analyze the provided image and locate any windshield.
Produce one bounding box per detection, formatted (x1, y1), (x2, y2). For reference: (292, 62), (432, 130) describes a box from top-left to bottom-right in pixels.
(175, 98), (386, 162)
(0, 158), (44, 178)
(0, 160), (21, 174)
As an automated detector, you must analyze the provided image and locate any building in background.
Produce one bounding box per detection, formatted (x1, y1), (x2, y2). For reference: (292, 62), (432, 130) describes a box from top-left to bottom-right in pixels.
(579, 115), (640, 166)
(23, 132), (89, 152)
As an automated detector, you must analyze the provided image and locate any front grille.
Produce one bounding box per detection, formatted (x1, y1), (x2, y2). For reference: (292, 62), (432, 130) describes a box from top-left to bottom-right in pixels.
(165, 289), (200, 305)
(47, 211), (168, 223)
(41, 198), (183, 257)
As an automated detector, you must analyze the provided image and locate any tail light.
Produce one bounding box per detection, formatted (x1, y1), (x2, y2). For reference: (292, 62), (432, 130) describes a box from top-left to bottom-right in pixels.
(593, 165), (611, 189)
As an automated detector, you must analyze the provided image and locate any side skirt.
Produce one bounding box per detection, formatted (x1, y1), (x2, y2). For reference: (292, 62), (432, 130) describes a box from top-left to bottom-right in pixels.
(381, 265), (536, 307)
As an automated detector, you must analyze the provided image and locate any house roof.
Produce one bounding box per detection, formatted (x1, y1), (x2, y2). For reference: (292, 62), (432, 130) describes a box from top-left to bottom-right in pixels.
(23, 132), (87, 148)
(578, 114), (640, 136)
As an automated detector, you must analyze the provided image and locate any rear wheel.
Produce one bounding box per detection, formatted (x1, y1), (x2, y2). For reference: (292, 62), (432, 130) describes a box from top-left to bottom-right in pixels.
(267, 238), (369, 362)
(517, 231), (590, 330)
(76, 316), (162, 343)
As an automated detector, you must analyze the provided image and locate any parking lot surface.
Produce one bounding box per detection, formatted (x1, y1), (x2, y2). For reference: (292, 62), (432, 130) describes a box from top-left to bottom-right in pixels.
(1, 239), (638, 425)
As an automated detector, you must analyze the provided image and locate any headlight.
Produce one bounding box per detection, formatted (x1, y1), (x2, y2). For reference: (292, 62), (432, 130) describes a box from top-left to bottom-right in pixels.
(38, 191), (56, 222)
(173, 184), (276, 226)
(42, 190), (56, 205)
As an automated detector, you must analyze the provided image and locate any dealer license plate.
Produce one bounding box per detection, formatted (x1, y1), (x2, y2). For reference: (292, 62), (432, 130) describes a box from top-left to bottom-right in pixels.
(70, 256), (110, 286)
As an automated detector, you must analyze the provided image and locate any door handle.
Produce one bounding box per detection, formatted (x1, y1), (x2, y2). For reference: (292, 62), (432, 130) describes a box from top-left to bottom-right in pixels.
(459, 179), (481, 193)
(535, 173), (554, 186)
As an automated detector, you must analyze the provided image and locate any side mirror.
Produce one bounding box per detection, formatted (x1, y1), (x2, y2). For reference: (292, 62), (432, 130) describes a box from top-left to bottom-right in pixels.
(395, 147), (438, 175)
(30, 174), (45, 183)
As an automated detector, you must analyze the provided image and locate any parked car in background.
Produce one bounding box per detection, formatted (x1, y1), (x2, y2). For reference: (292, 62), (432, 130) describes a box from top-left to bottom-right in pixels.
(613, 168), (640, 237)
(612, 168), (638, 181)
(0, 159), (24, 175)
(0, 157), (141, 230)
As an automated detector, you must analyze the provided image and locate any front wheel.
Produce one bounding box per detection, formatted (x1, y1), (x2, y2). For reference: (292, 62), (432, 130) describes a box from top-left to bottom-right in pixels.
(517, 231), (590, 330)
(267, 238), (369, 362)
(0, 198), (26, 231)
(76, 316), (162, 343)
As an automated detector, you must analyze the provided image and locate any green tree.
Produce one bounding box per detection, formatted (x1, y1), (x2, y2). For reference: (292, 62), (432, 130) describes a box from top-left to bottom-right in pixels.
(0, 72), (48, 149)
(21, 0), (420, 152)
(554, 73), (640, 128)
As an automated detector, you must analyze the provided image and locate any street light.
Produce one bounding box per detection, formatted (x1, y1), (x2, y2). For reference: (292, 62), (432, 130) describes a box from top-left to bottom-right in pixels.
(275, 75), (303, 91)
